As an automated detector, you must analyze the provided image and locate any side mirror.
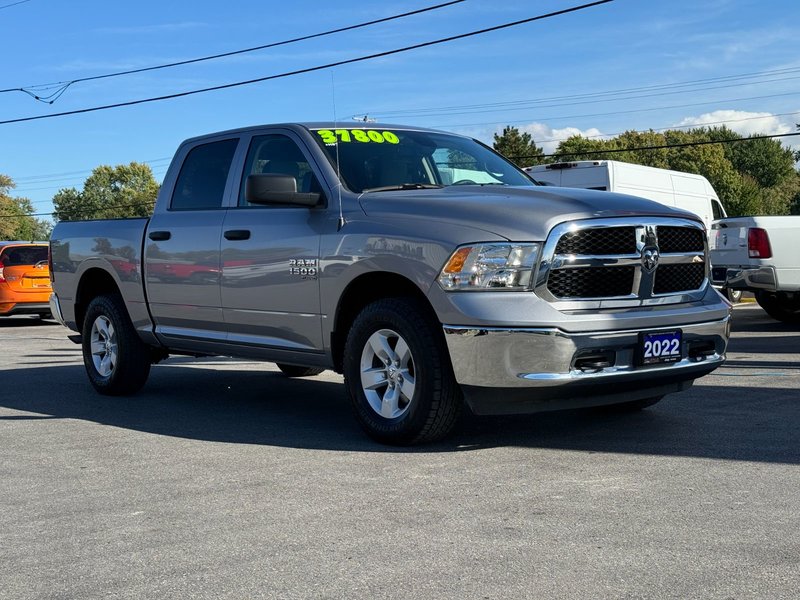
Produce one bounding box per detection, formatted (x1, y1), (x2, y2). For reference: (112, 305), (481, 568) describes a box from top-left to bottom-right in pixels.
(245, 174), (321, 207)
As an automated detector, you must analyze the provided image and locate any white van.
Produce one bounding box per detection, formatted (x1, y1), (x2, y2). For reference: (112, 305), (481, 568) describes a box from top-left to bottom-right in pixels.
(525, 160), (727, 230)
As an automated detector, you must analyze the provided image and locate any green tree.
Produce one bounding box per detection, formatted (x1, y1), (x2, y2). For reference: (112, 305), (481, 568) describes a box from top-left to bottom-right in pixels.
(493, 126), (544, 167)
(0, 174), (51, 240)
(552, 135), (614, 162)
(552, 126), (799, 216)
(53, 162), (159, 221)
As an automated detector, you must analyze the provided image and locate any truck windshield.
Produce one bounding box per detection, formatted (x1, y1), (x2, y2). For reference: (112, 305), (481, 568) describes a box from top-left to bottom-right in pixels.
(309, 128), (535, 193)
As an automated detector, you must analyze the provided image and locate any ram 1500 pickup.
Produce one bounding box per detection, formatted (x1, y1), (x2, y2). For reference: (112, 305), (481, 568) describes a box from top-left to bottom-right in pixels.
(49, 123), (731, 444)
(711, 215), (800, 323)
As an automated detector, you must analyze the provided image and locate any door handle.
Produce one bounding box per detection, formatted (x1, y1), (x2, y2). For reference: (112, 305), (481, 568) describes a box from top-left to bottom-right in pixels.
(224, 229), (251, 241)
(148, 231), (171, 241)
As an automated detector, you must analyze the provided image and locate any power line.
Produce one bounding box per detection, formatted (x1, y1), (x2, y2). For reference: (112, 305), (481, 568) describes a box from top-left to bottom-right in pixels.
(0, 0), (615, 125)
(366, 65), (800, 118)
(528, 110), (800, 146)
(4, 132), (798, 220)
(372, 74), (800, 120)
(12, 109), (800, 188)
(0, 1), (466, 102)
(0, 201), (156, 220)
(13, 158), (171, 184)
(531, 132), (800, 159)
(0, 0), (31, 9)
(432, 90), (800, 129)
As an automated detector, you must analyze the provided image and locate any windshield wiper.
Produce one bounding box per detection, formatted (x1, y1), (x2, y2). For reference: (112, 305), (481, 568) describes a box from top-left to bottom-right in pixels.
(362, 183), (444, 193)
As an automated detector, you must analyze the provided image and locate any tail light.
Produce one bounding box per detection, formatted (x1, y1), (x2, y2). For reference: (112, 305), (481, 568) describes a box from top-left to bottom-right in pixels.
(0, 267), (4, 283)
(48, 246), (54, 283)
(747, 228), (772, 259)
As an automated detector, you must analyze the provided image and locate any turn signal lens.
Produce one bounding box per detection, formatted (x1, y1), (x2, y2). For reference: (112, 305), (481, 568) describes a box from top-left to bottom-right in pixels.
(0, 266), (4, 283)
(443, 247), (472, 273)
(438, 243), (540, 291)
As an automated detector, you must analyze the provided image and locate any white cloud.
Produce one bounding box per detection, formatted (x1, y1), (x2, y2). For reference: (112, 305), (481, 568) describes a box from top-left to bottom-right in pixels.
(454, 122), (608, 155)
(677, 110), (794, 137)
(518, 123), (606, 154)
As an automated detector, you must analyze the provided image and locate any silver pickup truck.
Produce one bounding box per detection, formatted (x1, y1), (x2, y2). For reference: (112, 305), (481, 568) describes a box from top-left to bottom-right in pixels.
(49, 123), (731, 444)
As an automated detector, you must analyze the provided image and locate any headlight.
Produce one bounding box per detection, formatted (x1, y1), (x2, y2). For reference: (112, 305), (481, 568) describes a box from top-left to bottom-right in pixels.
(437, 243), (540, 291)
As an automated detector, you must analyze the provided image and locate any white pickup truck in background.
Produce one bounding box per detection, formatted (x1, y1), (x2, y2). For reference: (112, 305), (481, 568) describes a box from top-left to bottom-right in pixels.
(710, 216), (800, 323)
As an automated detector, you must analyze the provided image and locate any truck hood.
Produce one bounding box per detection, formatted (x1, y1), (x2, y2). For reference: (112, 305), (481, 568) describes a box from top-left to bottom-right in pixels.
(358, 185), (699, 241)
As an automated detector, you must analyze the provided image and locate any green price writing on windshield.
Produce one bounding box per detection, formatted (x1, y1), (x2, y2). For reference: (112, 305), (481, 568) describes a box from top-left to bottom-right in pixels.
(316, 129), (400, 145)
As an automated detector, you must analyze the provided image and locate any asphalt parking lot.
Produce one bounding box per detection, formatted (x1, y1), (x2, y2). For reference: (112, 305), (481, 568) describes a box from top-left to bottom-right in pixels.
(1, 303), (798, 599)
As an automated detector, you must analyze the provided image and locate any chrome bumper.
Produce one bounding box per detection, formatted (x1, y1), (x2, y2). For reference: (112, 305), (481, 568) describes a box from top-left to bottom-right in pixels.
(719, 266), (777, 292)
(443, 316), (730, 415)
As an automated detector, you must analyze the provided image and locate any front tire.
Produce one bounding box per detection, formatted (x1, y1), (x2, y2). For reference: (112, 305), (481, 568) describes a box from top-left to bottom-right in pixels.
(343, 298), (462, 445)
(755, 291), (800, 324)
(82, 293), (151, 395)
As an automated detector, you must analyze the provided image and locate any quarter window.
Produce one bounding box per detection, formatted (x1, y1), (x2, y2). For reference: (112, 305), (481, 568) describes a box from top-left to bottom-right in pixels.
(171, 139), (239, 210)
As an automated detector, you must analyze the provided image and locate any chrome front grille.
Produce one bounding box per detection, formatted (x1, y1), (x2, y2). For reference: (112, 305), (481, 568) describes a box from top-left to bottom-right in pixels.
(537, 218), (708, 305)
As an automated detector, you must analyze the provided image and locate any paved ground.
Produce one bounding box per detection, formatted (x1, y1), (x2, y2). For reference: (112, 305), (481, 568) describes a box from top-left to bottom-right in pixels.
(1, 304), (798, 599)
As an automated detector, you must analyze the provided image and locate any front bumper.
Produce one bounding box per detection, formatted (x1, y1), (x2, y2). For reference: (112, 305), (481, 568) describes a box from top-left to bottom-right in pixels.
(443, 316), (730, 415)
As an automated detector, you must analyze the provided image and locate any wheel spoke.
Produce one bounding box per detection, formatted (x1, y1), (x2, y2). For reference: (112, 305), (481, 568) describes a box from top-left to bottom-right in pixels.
(399, 372), (416, 401)
(96, 317), (110, 340)
(380, 385), (400, 418)
(394, 337), (412, 366)
(361, 367), (387, 391)
(368, 331), (395, 363)
(90, 340), (105, 356)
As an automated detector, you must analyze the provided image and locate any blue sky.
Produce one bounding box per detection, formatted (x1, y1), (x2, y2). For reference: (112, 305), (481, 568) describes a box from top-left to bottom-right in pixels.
(1, 0), (798, 219)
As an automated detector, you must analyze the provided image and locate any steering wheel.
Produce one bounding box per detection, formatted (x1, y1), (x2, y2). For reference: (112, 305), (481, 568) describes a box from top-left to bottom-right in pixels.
(451, 179), (477, 185)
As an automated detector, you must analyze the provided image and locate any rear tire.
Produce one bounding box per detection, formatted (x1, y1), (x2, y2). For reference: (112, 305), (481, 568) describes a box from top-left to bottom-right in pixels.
(596, 395), (663, 413)
(343, 297), (462, 445)
(276, 363), (325, 377)
(82, 293), (151, 395)
(755, 291), (800, 324)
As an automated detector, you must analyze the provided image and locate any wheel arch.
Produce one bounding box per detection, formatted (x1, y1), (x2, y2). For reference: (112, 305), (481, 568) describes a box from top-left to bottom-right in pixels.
(75, 267), (121, 332)
(330, 271), (439, 373)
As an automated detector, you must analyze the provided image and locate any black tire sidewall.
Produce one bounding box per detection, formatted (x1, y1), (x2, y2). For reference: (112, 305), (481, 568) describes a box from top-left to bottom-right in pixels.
(343, 299), (451, 444)
(755, 291), (800, 324)
(81, 294), (150, 395)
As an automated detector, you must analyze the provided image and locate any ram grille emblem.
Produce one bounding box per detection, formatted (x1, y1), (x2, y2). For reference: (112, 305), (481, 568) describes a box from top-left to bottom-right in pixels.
(642, 247), (660, 273)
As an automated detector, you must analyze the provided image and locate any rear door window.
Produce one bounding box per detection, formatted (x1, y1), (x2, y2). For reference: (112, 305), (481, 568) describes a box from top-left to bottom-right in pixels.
(171, 139), (239, 210)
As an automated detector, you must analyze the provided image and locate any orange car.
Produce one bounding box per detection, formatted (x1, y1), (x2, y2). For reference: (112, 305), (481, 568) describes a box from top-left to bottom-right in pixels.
(0, 242), (52, 318)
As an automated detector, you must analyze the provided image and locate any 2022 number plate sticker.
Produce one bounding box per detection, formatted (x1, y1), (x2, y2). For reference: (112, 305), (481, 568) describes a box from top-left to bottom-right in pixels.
(640, 330), (682, 365)
(314, 129), (400, 145)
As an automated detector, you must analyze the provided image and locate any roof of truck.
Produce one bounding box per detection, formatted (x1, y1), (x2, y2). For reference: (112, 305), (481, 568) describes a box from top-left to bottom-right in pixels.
(180, 122), (463, 145)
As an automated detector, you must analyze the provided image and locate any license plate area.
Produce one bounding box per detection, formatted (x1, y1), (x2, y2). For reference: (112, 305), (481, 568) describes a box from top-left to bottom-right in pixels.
(639, 330), (682, 365)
